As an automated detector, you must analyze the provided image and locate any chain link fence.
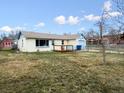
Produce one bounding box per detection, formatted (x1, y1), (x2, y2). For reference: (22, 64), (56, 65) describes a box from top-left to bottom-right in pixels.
(85, 44), (124, 54)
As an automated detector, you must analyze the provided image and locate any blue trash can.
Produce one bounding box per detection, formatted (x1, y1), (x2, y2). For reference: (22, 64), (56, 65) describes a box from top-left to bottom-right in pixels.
(77, 45), (82, 50)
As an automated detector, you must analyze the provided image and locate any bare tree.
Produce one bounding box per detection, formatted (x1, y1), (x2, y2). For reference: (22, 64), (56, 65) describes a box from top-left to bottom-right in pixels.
(80, 29), (99, 44)
(96, 0), (124, 63)
(80, 29), (100, 52)
(8, 30), (20, 40)
(108, 26), (122, 44)
(112, 0), (124, 15)
(96, 11), (107, 64)
(112, 0), (124, 29)
(0, 33), (7, 40)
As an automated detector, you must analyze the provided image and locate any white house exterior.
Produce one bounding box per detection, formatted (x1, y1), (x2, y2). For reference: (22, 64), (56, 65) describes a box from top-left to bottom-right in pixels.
(17, 31), (86, 52)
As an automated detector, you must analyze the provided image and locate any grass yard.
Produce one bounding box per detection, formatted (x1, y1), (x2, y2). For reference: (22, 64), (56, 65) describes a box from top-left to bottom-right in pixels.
(0, 51), (124, 93)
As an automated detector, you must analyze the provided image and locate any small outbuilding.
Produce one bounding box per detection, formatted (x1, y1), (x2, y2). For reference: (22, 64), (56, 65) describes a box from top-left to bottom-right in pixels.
(0, 38), (13, 49)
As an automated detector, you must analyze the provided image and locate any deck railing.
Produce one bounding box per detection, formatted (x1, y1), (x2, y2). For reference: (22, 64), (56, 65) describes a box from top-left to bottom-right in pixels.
(53, 45), (74, 51)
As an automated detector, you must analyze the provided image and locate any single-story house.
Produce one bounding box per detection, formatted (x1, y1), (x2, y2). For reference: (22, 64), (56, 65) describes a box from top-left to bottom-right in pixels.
(17, 31), (86, 52)
(0, 38), (13, 49)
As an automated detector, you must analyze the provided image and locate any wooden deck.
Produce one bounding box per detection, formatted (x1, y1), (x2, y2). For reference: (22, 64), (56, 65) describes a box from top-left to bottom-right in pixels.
(53, 45), (74, 52)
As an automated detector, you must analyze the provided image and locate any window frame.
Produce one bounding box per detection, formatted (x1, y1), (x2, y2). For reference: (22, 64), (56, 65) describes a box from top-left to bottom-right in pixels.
(62, 40), (64, 45)
(35, 39), (49, 47)
(52, 40), (54, 45)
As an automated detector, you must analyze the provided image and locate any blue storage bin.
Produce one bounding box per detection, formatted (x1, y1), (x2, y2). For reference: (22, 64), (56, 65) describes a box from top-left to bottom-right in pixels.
(77, 45), (82, 50)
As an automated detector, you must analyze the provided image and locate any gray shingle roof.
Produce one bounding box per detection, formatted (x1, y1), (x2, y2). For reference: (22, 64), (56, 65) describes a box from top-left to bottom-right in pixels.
(20, 31), (79, 40)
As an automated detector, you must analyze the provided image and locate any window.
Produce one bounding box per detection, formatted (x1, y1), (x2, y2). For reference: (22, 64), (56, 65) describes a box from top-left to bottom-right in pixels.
(36, 40), (49, 47)
(62, 40), (64, 45)
(52, 40), (54, 45)
(36, 40), (39, 46)
(8, 43), (10, 46)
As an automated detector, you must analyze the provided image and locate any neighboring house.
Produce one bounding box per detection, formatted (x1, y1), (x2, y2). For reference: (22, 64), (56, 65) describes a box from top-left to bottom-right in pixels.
(17, 31), (86, 52)
(103, 34), (124, 44)
(87, 33), (124, 45)
(0, 38), (13, 49)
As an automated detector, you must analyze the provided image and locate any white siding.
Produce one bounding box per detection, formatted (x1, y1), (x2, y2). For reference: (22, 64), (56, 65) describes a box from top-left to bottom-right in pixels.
(25, 39), (36, 52)
(26, 39), (53, 52)
(17, 35), (27, 52)
(76, 38), (86, 49)
(18, 37), (53, 52)
(54, 40), (62, 45)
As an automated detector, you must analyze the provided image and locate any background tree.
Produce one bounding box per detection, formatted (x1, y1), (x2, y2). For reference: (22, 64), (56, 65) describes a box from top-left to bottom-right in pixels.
(112, 0), (124, 30)
(0, 33), (7, 40)
(108, 26), (122, 44)
(8, 30), (20, 40)
(80, 29), (99, 45)
(106, 0), (124, 44)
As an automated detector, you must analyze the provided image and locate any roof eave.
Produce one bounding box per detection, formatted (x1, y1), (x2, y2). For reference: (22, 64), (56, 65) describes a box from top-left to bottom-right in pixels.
(26, 37), (77, 40)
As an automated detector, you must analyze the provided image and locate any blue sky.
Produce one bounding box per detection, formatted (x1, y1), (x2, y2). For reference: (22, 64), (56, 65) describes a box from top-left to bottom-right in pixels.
(0, 0), (120, 35)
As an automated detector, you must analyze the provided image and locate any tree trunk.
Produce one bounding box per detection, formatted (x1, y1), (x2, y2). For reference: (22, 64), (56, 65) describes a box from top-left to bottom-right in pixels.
(102, 44), (106, 63)
(100, 22), (106, 64)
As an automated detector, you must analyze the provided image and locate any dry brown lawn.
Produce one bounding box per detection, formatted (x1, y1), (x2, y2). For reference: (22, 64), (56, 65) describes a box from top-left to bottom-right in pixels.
(0, 51), (124, 93)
